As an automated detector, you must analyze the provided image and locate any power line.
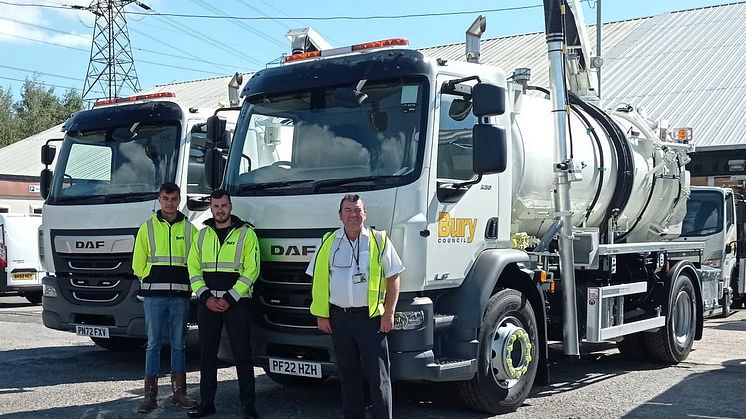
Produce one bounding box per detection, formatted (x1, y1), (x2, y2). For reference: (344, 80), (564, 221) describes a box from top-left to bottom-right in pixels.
(187, 0), (286, 48)
(0, 64), (83, 81)
(0, 1), (544, 21)
(0, 75), (78, 91)
(0, 32), (230, 77)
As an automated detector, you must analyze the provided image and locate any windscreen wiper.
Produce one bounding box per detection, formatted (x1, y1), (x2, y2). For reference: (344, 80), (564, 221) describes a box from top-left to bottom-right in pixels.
(238, 179), (316, 192)
(104, 191), (159, 203)
(311, 176), (397, 192)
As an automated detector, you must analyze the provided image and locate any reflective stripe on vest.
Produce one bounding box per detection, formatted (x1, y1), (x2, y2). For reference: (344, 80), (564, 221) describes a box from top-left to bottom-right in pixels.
(145, 218), (191, 267)
(140, 283), (191, 292)
(310, 229), (387, 318)
(196, 227), (249, 272)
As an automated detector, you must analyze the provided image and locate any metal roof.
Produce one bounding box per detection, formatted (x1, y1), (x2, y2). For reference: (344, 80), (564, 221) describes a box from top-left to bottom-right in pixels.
(3, 2), (746, 177)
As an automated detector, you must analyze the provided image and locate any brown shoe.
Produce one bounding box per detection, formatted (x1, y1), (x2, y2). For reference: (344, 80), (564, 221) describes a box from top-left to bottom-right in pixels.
(137, 376), (158, 413)
(171, 372), (198, 409)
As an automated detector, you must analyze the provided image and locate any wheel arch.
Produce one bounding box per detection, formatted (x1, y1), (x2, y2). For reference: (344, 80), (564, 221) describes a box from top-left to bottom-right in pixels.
(437, 248), (549, 385)
(666, 260), (704, 340)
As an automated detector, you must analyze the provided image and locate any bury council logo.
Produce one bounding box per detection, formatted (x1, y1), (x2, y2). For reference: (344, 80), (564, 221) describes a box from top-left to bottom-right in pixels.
(437, 212), (477, 244)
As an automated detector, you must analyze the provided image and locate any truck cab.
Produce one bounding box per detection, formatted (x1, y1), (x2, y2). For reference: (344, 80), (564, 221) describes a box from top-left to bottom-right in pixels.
(39, 92), (234, 349)
(676, 186), (742, 314)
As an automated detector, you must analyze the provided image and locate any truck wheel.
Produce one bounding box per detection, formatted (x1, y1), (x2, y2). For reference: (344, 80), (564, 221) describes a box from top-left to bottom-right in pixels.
(644, 272), (696, 364)
(616, 332), (649, 360)
(24, 293), (42, 305)
(458, 289), (538, 414)
(91, 336), (146, 351)
(263, 368), (328, 388)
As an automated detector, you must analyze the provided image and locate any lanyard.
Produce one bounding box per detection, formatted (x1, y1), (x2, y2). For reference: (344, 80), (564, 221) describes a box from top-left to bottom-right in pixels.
(344, 231), (361, 271)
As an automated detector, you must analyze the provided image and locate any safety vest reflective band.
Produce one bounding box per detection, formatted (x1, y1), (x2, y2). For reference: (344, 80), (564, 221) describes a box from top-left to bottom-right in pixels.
(188, 224), (260, 302)
(144, 218), (192, 267)
(140, 283), (191, 292)
(132, 213), (196, 298)
(310, 229), (387, 318)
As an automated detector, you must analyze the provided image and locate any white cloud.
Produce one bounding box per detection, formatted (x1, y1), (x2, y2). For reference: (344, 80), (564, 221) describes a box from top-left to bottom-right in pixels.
(0, 0), (91, 47)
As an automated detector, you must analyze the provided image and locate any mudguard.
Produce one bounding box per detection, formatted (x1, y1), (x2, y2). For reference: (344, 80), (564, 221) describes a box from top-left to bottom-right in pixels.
(665, 260), (704, 340)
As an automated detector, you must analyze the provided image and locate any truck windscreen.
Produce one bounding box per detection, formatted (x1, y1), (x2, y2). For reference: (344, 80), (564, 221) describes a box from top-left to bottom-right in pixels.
(47, 122), (180, 205)
(224, 79), (427, 195)
(680, 191), (724, 237)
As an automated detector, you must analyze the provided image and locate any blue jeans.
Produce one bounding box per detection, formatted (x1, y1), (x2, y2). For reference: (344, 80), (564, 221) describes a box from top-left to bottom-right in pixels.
(143, 296), (190, 377)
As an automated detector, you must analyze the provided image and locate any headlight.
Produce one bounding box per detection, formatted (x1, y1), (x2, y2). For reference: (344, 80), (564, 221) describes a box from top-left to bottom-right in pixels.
(702, 258), (721, 268)
(43, 284), (57, 298)
(393, 311), (424, 330)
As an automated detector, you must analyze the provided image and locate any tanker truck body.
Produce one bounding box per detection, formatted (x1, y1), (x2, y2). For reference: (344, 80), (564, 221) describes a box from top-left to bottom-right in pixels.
(202, 32), (705, 413)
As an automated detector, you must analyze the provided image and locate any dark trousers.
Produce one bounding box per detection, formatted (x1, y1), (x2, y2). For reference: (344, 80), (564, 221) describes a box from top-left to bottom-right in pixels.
(330, 309), (392, 419)
(197, 302), (255, 408)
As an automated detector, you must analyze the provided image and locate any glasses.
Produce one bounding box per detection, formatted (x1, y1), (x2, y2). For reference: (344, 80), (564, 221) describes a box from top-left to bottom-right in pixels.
(342, 208), (365, 215)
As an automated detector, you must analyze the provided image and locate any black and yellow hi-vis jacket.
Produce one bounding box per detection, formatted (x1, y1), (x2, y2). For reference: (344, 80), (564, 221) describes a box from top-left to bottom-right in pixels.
(132, 210), (197, 298)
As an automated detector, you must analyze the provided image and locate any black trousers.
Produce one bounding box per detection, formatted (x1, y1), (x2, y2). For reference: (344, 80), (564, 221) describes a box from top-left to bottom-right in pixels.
(197, 301), (255, 408)
(330, 309), (392, 419)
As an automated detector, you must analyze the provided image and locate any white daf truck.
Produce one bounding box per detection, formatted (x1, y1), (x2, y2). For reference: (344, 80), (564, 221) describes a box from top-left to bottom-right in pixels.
(0, 212), (43, 304)
(38, 80), (242, 350)
(200, 2), (707, 413)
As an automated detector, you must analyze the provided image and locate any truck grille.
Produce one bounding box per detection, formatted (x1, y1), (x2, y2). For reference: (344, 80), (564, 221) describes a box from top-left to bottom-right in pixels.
(254, 262), (318, 332)
(56, 273), (135, 307)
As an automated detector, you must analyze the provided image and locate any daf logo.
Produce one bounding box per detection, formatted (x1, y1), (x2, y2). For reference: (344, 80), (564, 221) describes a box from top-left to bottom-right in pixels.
(76, 240), (105, 249)
(270, 245), (316, 256)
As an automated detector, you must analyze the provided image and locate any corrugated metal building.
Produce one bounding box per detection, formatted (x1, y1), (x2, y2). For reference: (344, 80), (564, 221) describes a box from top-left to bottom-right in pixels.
(1, 1), (745, 208)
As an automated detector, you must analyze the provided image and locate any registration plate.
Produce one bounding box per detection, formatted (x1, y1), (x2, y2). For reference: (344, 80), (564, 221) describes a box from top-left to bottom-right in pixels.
(75, 325), (110, 338)
(11, 272), (35, 281)
(269, 358), (322, 378)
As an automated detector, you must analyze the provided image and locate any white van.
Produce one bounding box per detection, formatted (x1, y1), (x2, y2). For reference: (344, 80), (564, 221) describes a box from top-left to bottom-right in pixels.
(0, 213), (43, 304)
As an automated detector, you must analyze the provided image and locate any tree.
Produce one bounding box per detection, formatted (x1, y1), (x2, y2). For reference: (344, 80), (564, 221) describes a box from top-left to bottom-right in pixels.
(0, 77), (84, 148)
(0, 86), (15, 148)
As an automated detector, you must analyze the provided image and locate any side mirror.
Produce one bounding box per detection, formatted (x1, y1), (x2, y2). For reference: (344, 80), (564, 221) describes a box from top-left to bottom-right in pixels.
(207, 115), (229, 148)
(472, 125), (507, 174)
(41, 144), (57, 166)
(204, 148), (225, 190)
(472, 83), (506, 117)
(187, 196), (210, 212)
(448, 99), (473, 121)
(40, 168), (53, 199)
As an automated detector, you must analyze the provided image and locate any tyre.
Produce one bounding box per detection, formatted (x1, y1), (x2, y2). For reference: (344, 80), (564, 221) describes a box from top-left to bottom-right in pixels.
(91, 336), (146, 351)
(616, 332), (649, 360)
(263, 368), (328, 388)
(458, 289), (538, 414)
(644, 272), (697, 364)
(24, 293), (42, 305)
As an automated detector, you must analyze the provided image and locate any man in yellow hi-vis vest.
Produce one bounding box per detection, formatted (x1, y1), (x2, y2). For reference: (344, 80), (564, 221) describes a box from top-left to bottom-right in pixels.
(187, 189), (261, 419)
(132, 182), (198, 413)
(308, 194), (403, 419)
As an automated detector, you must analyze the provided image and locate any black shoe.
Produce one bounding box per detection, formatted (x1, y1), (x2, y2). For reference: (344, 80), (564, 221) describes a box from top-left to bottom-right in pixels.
(186, 403), (216, 418)
(243, 404), (259, 419)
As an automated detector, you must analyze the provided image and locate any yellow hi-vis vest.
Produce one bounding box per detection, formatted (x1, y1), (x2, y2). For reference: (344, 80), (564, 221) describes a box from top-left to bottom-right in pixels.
(132, 212), (196, 296)
(310, 229), (387, 318)
(188, 224), (260, 304)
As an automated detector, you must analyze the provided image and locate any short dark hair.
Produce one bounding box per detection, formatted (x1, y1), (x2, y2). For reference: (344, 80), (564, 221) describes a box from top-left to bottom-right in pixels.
(210, 188), (231, 203)
(338, 193), (365, 213)
(159, 182), (180, 194)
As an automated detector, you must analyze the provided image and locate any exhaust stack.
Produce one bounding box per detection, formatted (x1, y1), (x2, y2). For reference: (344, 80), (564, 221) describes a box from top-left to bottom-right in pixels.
(466, 16), (486, 64)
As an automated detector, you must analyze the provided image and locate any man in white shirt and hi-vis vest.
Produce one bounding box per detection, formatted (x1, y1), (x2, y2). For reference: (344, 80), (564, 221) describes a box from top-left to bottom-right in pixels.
(132, 182), (198, 413)
(187, 189), (261, 419)
(307, 194), (404, 419)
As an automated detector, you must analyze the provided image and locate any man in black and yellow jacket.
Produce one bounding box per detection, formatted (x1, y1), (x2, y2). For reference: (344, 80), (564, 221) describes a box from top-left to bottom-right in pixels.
(132, 182), (198, 413)
(187, 189), (261, 419)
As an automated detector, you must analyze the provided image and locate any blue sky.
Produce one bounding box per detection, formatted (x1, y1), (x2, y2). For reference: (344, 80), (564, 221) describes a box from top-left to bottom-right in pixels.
(0, 0), (736, 100)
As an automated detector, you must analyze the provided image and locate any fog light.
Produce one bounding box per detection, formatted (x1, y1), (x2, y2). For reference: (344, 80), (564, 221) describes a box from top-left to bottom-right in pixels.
(393, 311), (424, 330)
(43, 284), (57, 298)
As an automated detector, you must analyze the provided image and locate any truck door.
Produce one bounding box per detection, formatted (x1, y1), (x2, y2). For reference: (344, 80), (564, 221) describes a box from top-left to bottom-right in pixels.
(723, 192), (737, 285)
(423, 76), (500, 289)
